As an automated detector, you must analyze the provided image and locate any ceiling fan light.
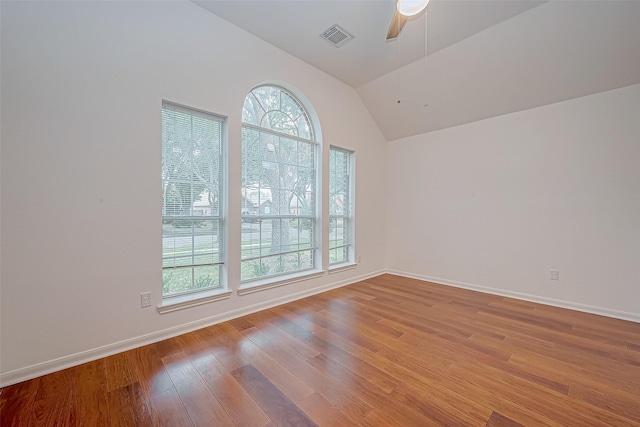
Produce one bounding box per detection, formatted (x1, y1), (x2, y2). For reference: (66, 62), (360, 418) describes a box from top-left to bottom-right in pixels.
(397, 0), (429, 17)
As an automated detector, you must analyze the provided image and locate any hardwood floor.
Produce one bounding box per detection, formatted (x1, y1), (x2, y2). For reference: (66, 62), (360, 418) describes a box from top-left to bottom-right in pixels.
(2, 274), (640, 426)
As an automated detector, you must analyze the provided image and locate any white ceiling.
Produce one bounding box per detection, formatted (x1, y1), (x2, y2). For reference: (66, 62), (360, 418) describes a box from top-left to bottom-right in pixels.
(195, 0), (640, 140)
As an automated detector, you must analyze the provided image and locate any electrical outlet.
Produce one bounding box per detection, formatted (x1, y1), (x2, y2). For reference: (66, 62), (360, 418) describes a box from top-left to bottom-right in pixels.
(357, 254), (362, 263)
(550, 269), (560, 281)
(140, 292), (151, 308)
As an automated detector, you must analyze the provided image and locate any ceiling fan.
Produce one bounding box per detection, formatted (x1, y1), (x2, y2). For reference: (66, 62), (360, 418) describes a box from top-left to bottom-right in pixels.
(386, 0), (430, 40)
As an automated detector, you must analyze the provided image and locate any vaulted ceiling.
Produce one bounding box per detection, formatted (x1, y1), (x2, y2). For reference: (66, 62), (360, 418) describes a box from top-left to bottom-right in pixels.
(195, 1), (640, 141)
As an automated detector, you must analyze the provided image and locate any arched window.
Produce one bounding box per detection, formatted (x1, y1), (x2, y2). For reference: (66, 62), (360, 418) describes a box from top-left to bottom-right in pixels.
(241, 85), (318, 282)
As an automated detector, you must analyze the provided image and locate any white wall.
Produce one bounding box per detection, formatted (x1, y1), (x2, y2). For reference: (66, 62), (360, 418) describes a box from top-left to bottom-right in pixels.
(387, 84), (640, 320)
(0, 1), (388, 383)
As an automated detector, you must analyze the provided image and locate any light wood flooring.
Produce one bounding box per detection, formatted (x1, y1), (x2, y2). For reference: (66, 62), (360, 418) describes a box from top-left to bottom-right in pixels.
(2, 274), (640, 426)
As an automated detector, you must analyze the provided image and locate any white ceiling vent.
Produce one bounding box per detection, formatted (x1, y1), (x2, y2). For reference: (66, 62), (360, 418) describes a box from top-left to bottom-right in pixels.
(320, 24), (354, 48)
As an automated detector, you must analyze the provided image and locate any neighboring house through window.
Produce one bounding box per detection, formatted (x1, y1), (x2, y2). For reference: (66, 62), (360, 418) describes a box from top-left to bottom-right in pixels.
(329, 146), (354, 265)
(161, 102), (225, 297)
(241, 85), (318, 282)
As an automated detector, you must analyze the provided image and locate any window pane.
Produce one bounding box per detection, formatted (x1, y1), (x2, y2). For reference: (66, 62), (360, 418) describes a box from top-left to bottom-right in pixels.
(242, 93), (263, 126)
(329, 247), (346, 264)
(163, 219), (222, 268)
(241, 218), (314, 261)
(163, 268), (193, 296)
(329, 149), (348, 216)
(295, 114), (313, 140)
(329, 217), (348, 250)
(241, 259), (262, 282)
(193, 265), (220, 290)
(280, 92), (304, 122)
(241, 86), (316, 282)
(163, 265), (221, 297)
(241, 250), (313, 282)
(329, 147), (353, 265)
(162, 103), (224, 297)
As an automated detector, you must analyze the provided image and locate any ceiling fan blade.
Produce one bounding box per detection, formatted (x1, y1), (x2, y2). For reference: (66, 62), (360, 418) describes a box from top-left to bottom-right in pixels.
(386, 9), (408, 40)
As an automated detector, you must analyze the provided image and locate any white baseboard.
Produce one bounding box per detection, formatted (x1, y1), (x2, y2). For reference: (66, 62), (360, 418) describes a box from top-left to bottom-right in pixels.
(387, 269), (640, 324)
(0, 269), (385, 388)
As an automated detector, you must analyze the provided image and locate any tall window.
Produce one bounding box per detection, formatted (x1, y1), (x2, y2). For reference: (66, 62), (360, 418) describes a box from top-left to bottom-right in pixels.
(329, 146), (354, 265)
(241, 85), (317, 282)
(161, 103), (224, 297)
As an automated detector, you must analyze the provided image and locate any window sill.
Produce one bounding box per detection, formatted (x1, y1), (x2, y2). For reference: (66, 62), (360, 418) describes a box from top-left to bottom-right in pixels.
(238, 270), (325, 296)
(328, 262), (358, 274)
(157, 288), (232, 314)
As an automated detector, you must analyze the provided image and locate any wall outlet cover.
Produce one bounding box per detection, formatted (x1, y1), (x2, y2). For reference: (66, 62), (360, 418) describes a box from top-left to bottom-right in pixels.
(140, 292), (152, 308)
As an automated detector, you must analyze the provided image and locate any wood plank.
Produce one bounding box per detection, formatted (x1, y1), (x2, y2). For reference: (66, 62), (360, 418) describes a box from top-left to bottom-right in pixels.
(486, 411), (525, 427)
(252, 317), (320, 360)
(361, 407), (440, 427)
(28, 368), (74, 427)
(509, 351), (640, 398)
(466, 335), (570, 394)
(355, 280), (434, 302)
(306, 309), (386, 352)
(610, 349), (640, 367)
(305, 352), (448, 426)
(191, 350), (271, 427)
(105, 351), (138, 392)
(569, 383), (640, 423)
(295, 331), (401, 393)
(628, 342), (640, 352)
(242, 326), (374, 420)
(231, 364), (318, 427)
(226, 331), (315, 403)
(320, 302), (405, 339)
(153, 336), (183, 357)
(227, 316), (255, 332)
(325, 284), (377, 298)
(510, 344), (640, 392)
(297, 392), (359, 427)
(174, 328), (218, 362)
(271, 305), (321, 332)
(128, 344), (174, 398)
(161, 351), (235, 427)
(70, 359), (110, 426)
(197, 323), (249, 371)
(389, 381), (492, 426)
(0, 378), (39, 426)
(107, 382), (152, 427)
(147, 388), (194, 427)
(28, 391), (73, 427)
(449, 360), (640, 427)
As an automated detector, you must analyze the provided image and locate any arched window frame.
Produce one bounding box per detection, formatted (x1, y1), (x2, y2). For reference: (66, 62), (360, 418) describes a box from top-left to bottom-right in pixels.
(240, 85), (321, 285)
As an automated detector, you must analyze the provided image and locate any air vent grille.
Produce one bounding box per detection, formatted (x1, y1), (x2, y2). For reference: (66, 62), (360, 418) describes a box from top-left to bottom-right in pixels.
(320, 24), (354, 48)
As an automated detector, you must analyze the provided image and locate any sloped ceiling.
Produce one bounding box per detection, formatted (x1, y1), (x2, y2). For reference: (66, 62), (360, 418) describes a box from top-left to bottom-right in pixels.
(194, 0), (543, 87)
(359, 1), (640, 140)
(195, 1), (640, 141)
